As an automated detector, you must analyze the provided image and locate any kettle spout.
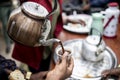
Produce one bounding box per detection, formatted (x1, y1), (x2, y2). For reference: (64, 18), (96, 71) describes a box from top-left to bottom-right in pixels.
(39, 38), (61, 46)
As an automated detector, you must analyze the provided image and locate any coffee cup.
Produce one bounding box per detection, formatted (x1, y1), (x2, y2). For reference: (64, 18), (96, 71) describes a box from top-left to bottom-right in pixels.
(55, 47), (72, 62)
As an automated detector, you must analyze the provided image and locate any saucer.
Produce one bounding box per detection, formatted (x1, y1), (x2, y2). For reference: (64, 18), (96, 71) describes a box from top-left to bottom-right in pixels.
(54, 39), (117, 79)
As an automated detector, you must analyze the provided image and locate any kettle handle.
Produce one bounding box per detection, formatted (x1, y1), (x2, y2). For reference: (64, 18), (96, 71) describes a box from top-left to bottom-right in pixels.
(39, 20), (51, 42)
(89, 27), (102, 46)
(45, 0), (58, 19)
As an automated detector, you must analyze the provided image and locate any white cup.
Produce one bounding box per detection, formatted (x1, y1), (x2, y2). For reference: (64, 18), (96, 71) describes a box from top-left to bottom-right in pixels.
(55, 47), (72, 62)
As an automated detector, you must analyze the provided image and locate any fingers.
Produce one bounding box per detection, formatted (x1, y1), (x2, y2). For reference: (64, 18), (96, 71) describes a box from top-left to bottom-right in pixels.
(56, 59), (61, 65)
(56, 51), (74, 73)
(78, 19), (86, 26)
(61, 51), (70, 66)
(56, 51), (70, 67)
(68, 57), (74, 72)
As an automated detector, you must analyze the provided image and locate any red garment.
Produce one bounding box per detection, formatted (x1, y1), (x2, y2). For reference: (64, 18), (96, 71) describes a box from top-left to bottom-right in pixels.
(12, 0), (63, 70)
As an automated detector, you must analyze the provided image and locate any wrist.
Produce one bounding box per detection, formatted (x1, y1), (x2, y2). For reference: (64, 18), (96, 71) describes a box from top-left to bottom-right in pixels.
(45, 72), (62, 80)
(46, 76), (62, 80)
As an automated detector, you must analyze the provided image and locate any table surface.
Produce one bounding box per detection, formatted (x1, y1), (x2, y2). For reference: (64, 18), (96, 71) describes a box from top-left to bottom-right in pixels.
(50, 23), (120, 69)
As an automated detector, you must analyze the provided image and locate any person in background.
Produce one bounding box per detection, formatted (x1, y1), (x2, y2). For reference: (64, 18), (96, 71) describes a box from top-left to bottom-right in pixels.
(0, 52), (74, 80)
(89, 0), (117, 12)
(0, 0), (13, 53)
(62, 0), (90, 15)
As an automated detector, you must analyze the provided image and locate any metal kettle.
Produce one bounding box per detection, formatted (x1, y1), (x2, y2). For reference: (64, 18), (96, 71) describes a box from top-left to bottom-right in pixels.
(82, 28), (106, 62)
(7, 0), (59, 47)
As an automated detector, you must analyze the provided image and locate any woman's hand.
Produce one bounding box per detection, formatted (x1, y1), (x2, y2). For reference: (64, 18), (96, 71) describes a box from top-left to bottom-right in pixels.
(62, 13), (86, 26)
(101, 68), (120, 79)
(30, 71), (48, 80)
(46, 52), (74, 80)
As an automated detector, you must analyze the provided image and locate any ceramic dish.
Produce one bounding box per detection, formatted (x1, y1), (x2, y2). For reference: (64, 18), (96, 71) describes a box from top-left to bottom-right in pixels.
(63, 14), (92, 34)
(54, 39), (117, 80)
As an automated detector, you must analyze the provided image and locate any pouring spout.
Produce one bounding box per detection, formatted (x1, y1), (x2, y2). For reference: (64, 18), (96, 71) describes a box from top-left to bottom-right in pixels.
(39, 38), (61, 46)
(40, 38), (65, 53)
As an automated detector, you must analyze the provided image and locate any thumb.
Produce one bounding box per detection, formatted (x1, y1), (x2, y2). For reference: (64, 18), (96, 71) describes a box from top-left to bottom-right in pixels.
(61, 51), (69, 66)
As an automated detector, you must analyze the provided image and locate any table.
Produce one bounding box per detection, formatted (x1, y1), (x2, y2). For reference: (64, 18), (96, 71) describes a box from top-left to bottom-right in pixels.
(50, 23), (120, 69)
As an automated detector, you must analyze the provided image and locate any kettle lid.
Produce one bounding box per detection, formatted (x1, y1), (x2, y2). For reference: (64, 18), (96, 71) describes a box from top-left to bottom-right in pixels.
(86, 35), (101, 45)
(22, 1), (49, 19)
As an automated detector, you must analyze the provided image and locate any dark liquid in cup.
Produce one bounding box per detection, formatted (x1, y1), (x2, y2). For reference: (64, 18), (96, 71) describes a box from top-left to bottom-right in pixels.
(58, 41), (71, 55)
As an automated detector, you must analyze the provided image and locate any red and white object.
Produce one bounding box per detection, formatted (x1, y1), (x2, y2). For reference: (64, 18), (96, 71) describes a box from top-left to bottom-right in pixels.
(102, 2), (120, 38)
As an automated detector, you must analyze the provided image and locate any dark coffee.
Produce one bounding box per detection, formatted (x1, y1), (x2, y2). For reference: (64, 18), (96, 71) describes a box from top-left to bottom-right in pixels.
(58, 49), (71, 56)
(59, 41), (65, 54)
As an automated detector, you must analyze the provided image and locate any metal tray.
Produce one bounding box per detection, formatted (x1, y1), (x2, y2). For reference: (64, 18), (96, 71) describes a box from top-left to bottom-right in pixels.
(54, 39), (117, 80)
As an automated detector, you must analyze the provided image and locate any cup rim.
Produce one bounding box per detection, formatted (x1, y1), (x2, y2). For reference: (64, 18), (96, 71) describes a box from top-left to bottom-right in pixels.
(56, 47), (72, 57)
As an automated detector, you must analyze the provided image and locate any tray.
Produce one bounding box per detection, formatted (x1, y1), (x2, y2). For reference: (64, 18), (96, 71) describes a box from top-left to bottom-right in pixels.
(54, 39), (117, 80)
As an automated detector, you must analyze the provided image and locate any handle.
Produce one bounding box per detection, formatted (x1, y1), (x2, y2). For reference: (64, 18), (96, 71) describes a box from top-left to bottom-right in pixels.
(90, 28), (106, 56)
(39, 0), (58, 46)
(39, 20), (51, 43)
(89, 27), (102, 46)
(45, 0), (58, 19)
(39, 0), (58, 44)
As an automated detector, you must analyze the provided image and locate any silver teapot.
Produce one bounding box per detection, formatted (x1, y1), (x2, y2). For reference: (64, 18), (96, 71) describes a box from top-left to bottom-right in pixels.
(82, 28), (106, 62)
(7, 0), (60, 46)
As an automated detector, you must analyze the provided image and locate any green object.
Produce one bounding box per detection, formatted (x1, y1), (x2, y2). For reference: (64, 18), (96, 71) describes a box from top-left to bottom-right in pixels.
(91, 13), (103, 35)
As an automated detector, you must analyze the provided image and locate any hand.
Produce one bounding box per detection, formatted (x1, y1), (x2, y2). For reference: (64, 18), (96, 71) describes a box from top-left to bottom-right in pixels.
(30, 71), (48, 80)
(46, 52), (74, 80)
(67, 19), (86, 26)
(101, 68), (120, 79)
(62, 13), (86, 26)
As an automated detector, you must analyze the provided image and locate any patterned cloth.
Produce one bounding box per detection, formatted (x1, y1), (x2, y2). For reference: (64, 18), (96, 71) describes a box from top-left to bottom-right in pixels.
(0, 55), (17, 71)
(0, 55), (26, 74)
(0, 55), (17, 80)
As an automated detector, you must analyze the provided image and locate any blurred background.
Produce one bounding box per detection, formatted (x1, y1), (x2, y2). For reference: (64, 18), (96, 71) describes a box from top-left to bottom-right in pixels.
(0, 0), (28, 70)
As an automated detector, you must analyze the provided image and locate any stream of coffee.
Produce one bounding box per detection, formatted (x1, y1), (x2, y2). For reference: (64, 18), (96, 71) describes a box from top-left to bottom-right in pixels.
(59, 41), (65, 54)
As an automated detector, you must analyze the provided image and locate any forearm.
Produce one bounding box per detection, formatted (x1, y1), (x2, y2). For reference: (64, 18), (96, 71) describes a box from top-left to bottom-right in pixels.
(46, 77), (62, 80)
(45, 70), (64, 80)
(46, 75), (62, 80)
